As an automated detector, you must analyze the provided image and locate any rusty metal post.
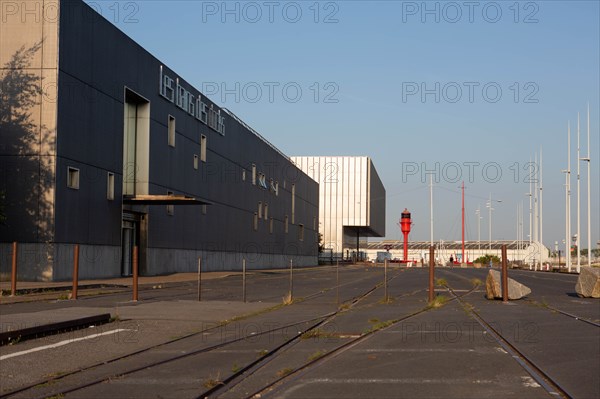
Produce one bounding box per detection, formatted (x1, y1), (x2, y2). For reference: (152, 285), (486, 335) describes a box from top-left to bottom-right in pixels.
(428, 246), (435, 302)
(242, 258), (246, 303)
(384, 258), (388, 302)
(501, 244), (508, 302)
(71, 244), (80, 300)
(336, 259), (339, 306)
(289, 259), (293, 302)
(133, 246), (139, 302)
(197, 257), (202, 302)
(10, 242), (17, 297)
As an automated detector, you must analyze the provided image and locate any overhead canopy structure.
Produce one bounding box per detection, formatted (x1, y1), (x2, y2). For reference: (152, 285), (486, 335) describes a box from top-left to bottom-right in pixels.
(364, 240), (530, 251)
(123, 195), (212, 205)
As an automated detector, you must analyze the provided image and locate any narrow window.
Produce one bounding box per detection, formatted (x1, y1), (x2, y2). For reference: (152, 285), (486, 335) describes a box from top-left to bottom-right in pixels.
(242, 169), (246, 182)
(313, 217), (317, 231)
(253, 212), (258, 231)
(167, 191), (174, 215)
(200, 134), (207, 162)
(202, 204), (207, 215)
(284, 215), (289, 234)
(269, 217), (274, 234)
(67, 167), (79, 189)
(168, 115), (176, 147)
(252, 164), (257, 185)
(275, 181), (279, 196)
(291, 184), (296, 224)
(264, 203), (268, 220)
(298, 224), (304, 241)
(258, 202), (263, 219)
(107, 172), (115, 200)
(193, 154), (199, 170)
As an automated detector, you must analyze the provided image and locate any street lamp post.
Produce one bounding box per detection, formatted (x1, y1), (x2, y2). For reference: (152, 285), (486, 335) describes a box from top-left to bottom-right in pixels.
(486, 194), (502, 251)
(475, 206), (482, 252)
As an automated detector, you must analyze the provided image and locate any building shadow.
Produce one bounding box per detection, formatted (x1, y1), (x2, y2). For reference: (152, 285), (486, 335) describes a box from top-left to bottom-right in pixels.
(0, 41), (56, 279)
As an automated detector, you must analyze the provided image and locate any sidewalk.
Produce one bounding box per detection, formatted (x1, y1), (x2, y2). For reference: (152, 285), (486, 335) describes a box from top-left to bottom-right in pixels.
(1, 271), (238, 291)
(0, 271), (272, 346)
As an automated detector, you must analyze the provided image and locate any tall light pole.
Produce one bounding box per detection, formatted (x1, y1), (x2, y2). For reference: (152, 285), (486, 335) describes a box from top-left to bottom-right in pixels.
(577, 113), (581, 272)
(539, 147), (543, 263)
(476, 206), (482, 252)
(581, 104), (592, 268)
(533, 153), (539, 245)
(486, 194), (502, 251)
(563, 122), (572, 272)
(528, 158), (533, 245)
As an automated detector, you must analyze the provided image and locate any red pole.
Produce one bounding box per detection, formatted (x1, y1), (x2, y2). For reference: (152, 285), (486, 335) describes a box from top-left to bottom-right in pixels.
(501, 245), (508, 303)
(10, 241), (17, 297)
(72, 244), (79, 300)
(133, 246), (139, 302)
(400, 209), (412, 262)
(461, 182), (465, 264)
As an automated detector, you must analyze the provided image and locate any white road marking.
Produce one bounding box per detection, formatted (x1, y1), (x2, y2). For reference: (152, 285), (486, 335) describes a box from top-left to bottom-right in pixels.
(0, 329), (129, 360)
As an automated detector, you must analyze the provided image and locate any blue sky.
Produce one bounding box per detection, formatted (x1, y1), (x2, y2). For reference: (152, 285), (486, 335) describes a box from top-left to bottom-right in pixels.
(87, 0), (599, 251)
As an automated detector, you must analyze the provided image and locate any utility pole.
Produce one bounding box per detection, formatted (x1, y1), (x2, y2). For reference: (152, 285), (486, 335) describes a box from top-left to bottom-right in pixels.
(581, 104), (592, 268)
(430, 174), (434, 247)
(577, 113), (581, 272)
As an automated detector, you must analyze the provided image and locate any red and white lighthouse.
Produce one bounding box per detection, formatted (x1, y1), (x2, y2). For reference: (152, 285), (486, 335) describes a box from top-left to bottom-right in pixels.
(400, 208), (412, 262)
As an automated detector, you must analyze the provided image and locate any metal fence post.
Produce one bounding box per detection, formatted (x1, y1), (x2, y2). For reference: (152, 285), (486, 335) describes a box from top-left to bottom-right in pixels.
(242, 258), (246, 303)
(133, 246), (139, 302)
(71, 244), (79, 300)
(10, 242), (17, 297)
(502, 245), (508, 303)
(384, 258), (388, 302)
(198, 257), (202, 302)
(289, 259), (293, 301)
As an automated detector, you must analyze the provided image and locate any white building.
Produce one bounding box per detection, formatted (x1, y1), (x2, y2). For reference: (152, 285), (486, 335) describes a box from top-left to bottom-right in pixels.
(363, 240), (551, 267)
(291, 156), (386, 260)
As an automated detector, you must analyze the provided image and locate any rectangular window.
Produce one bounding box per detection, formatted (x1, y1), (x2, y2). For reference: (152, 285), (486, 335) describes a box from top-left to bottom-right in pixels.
(284, 215), (289, 234)
(167, 191), (174, 215)
(298, 224), (304, 241)
(269, 217), (274, 234)
(242, 169), (246, 182)
(252, 164), (257, 185)
(253, 212), (258, 231)
(193, 154), (199, 170)
(202, 204), (207, 215)
(200, 134), (207, 162)
(67, 167), (79, 189)
(168, 115), (176, 147)
(107, 172), (115, 200)
(264, 203), (268, 220)
(258, 202), (263, 219)
(275, 181), (279, 196)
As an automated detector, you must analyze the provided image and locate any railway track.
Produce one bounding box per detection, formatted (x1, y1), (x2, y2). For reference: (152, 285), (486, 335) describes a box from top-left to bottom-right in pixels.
(208, 284), (480, 399)
(445, 285), (573, 399)
(0, 266), (402, 399)
(3, 267), (594, 399)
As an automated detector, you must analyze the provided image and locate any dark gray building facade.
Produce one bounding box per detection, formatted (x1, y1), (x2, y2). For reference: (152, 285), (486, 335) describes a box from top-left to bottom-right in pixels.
(0, 0), (319, 281)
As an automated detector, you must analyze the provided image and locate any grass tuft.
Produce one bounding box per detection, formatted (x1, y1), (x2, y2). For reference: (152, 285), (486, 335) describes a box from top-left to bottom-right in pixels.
(307, 350), (327, 362)
(427, 295), (449, 309)
(435, 278), (448, 287)
(470, 278), (483, 287)
(277, 367), (294, 378)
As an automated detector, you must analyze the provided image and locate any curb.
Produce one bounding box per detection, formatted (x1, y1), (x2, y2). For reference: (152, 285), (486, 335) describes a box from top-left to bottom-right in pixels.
(0, 313), (112, 346)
